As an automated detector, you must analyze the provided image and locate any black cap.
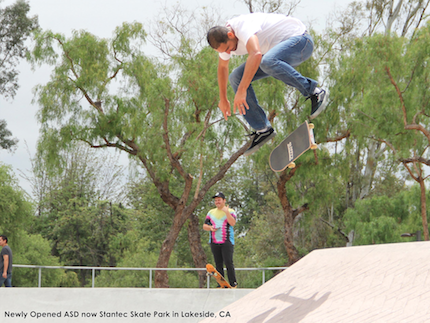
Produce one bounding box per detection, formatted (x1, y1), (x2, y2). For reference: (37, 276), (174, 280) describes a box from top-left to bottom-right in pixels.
(212, 192), (226, 199)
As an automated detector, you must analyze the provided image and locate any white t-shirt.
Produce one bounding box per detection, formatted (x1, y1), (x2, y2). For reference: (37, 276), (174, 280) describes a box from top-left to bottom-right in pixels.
(219, 13), (306, 61)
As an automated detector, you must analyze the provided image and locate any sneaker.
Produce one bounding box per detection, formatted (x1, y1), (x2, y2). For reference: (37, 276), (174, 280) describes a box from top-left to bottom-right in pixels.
(244, 128), (276, 157)
(308, 89), (328, 119)
(231, 282), (238, 289)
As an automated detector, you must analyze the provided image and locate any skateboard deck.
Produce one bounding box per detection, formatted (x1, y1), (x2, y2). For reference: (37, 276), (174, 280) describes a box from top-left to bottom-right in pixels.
(206, 264), (232, 288)
(269, 121), (317, 172)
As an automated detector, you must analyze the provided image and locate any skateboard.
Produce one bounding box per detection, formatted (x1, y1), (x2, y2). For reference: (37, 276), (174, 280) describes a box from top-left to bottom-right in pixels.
(206, 264), (232, 288)
(269, 121), (317, 172)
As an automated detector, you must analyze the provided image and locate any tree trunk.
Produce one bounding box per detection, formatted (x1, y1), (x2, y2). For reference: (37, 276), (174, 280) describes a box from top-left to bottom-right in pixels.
(154, 206), (206, 288)
(403, 161), (429, 242)
(277, 168), (306, 265)
(151, 142), (249, 287)
(283, 206), (300, 265)
(360, 142), (377, 199)
(418, 178), (429, 241)
(386, 0), (404, 35)
(154, 209), (190, 287)
(187, 213), (207, 288)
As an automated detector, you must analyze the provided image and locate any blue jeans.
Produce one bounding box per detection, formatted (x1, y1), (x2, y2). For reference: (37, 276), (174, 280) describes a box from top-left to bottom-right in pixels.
(0, 273), (12, 287)
(229, 32), (318, 131)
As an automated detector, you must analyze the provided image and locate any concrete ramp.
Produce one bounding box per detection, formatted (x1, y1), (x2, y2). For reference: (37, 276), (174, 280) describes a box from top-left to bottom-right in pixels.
(201, 241), (430, 323)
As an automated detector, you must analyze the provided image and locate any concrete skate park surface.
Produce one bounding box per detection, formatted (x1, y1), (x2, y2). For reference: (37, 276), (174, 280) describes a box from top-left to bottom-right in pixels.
(0, 288), (253, 323)
(202, 241), (430, 323)
(4, 241), (430, 323)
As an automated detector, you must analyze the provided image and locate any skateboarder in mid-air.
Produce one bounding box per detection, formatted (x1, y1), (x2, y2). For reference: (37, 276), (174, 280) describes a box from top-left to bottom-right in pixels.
(207, 12), (328, 156)
(203, 192), (238, 288)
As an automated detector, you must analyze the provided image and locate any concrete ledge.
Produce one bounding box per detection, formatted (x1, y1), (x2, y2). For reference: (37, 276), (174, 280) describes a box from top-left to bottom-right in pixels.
(1, 288), (253, 323)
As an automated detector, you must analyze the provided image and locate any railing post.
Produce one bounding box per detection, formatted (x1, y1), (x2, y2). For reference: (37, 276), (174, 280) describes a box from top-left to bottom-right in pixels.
(38, 267), (42, 288)
(149, 269), (152, 289)
(92, 268), (95, 288)
(262, 269), (265, 285)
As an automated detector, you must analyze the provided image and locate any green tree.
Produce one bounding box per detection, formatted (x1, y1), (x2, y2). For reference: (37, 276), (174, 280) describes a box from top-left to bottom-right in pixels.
(343, 186), (428, 245)
(43, 200), (129, 285)
(330, 26), (430, 240)
(12, 233), (79, 287)
(94, 232), (199, 288)
(0, 119), (18, 151)
(317, 0), (430, 208)
(29, 144), (129, 286)
(28, 12), (252, 287)
(0, 0), (38, 156)
(0, 163), (80, 287)
(360, 0), (430, 36)
(0, 163), (32, 242)
(0, 0), (39, 99)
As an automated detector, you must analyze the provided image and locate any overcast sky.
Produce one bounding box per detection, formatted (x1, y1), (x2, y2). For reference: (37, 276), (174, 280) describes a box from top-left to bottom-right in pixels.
(0, 0), (340, 196)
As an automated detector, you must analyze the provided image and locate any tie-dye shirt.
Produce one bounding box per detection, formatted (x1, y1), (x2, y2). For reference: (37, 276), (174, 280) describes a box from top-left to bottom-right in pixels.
(205, 208), (236, 245)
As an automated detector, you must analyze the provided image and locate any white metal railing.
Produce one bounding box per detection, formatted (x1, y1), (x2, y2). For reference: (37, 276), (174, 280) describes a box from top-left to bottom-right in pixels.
(12, 265), (288, 288)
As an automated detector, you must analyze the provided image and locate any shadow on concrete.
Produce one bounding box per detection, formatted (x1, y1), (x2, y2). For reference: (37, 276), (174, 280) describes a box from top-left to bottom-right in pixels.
(247, 308), (276, 323)
(247, 287), (331, 323)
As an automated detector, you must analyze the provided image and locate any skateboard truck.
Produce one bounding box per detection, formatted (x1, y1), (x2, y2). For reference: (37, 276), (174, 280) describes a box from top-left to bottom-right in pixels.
(287, 123), (317, 169)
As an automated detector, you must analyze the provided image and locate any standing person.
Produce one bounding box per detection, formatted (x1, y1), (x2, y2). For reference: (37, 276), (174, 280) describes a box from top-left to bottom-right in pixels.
(203, 192), (238, 288)
(0, 235), (12, 287)
(207, 12), (328, 156)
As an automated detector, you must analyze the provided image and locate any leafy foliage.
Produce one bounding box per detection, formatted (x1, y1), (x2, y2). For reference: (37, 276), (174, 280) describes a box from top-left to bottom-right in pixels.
(0, 0), (39, 99)
(13, 233), (79, 287)
(0, 120), (18, 151)
(344, 186), (429, 245)
(0, 163), (32, 241)
(29, 144), (129, 286)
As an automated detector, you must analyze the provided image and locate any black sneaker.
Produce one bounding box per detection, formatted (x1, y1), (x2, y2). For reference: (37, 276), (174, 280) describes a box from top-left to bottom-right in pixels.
(244, 128), (276, 157)
(308, 89), (328, 119)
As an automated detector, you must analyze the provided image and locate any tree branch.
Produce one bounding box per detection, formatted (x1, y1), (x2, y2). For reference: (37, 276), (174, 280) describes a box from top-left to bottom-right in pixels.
(401, 156), (430, 166)
(385, 66), (407, 125)
(402, 160), (419, 182)
(292, 203), (309, 218)
(324, 129), (351, 143)
(320, 218), (349, 242)
(162, 98), (188, 179)
(404, 123), (430, 143)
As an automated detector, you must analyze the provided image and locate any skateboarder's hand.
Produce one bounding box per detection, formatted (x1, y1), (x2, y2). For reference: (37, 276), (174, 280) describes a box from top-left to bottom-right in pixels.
(234, 90), (248, 116)
(218, 99), (232, 121)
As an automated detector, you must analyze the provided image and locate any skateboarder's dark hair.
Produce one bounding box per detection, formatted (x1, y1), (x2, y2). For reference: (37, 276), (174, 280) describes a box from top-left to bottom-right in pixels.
(207, 26), (230, 49)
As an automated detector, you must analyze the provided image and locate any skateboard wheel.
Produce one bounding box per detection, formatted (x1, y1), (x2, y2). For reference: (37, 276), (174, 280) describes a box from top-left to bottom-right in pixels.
(311, 144), (318, 150)
(309, 123), (314, 129)
(288, 162), (295, 168)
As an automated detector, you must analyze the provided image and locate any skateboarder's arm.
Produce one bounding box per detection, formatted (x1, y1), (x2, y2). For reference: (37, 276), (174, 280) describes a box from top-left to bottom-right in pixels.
(234, 35), (262, 115)
(217, 57), (231, 121)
